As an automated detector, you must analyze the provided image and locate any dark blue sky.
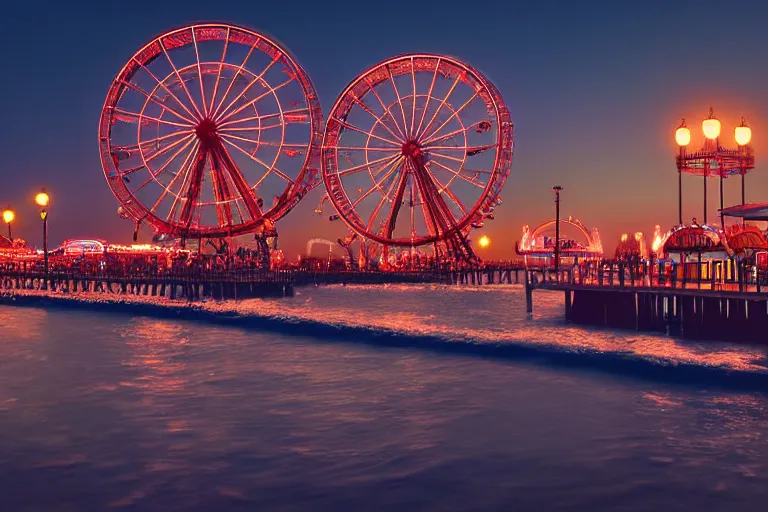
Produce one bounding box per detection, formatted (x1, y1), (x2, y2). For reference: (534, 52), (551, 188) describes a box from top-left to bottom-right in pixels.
(3, 0), (768, 257)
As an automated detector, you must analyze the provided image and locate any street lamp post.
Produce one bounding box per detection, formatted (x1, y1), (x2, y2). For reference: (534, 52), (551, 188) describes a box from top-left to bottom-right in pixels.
(675, 108), (754, 229)
(553, 186), (563, 272)
(35, 190), (50, 289)
(2, 207), (14, 240)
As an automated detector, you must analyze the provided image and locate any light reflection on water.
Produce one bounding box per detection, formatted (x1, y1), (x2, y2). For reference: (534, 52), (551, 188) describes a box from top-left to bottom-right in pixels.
(0, 285), (766, 510)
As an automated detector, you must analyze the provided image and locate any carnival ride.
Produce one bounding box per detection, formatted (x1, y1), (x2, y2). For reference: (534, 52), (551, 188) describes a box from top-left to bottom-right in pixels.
(99, 23), (323, 263)
(614, 232), (648, 261)
(95, 26), (515, 270)
(515, 217), (602, 265)
(320, 53), (513, 268)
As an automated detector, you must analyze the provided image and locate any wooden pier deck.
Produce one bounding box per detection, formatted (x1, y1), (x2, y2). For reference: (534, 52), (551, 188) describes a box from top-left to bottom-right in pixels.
(525, 261), (768, 344)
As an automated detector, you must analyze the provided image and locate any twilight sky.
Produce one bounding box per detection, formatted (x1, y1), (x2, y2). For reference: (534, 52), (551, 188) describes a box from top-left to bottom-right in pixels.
(3, 0), (768, 259)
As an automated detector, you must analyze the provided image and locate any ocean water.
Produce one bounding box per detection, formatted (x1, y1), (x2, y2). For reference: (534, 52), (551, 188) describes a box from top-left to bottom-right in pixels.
(0, 284), (766, 511)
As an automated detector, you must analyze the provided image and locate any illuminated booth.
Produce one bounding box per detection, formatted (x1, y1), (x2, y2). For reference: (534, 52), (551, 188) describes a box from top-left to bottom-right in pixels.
(515, 217), (603, 266)
(657, 223), (728, 281)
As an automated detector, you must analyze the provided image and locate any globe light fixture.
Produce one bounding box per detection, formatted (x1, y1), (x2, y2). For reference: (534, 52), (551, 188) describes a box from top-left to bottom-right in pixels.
(35, 190), (50, 208)
(675, 119), (691, 147)
(2, 206), (14, 240)
(734, 117), (752, 146)
(701, 107), (721, 140)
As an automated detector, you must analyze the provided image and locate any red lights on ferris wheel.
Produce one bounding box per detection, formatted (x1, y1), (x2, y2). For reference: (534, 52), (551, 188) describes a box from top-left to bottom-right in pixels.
(98, 23), (514, 265)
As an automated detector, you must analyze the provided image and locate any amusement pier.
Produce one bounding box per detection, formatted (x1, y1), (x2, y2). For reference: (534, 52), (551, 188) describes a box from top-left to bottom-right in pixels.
(2, 23), (768, 346)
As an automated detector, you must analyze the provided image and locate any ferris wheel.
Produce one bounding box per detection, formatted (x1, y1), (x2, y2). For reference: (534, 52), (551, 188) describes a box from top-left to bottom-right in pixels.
(98, 23), (323, 240)
(321, 53), (513, 262)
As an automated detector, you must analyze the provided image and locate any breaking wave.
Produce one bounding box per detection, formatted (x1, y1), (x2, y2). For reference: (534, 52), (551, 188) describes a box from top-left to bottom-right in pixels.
(2, 285), (767, 389)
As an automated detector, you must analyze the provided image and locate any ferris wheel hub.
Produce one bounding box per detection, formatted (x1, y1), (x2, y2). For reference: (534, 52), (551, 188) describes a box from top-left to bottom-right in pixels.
(401, 140), (422, 158)
(195, 118), (219, 147)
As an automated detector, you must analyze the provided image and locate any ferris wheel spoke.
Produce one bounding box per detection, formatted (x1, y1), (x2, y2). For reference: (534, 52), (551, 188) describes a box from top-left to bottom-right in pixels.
(210, 142), (264, 220)
(117, 80), (197, 126)
(161, 43), (205, 120)
(114, 107), (190, 129)
(150, 140), (199, 215)
(382, 162), (410, 239)
(134, 135), (196, 194)
(412, 158), (460, 236)
(421, 91), (479, 144)
(416, 159), (465, 216)
(132, 58), (201, 123)
(334, 146), (401, 153)
(421, 145), (468, 151)
(350, 94), (404, 144)
(220, 136), (292, 183)
(465, 143), (499, 157)
(217, 107), (307, 129)
(427, 151), (466, 165)
(208, 27), (230, 118)
(410, 57), (417, 137)
(422, 125), (473, 147)
(363, 81), (407, 140)
(416, 74), (461, 140)
(386, 65), (411, 140)
(430, 159), (485, 189)
(414, 58), (441, 138)
(351, 156), (404, 210)
(414, 177), (440, 239)
(337, 153), (400, 178)
(332, 118), (401, 147)
(191, 29), (209, 116)
(208, 152), (235, 227)
(178, 150), (209, 226)
(365, 165), (403, 230)
(218, 76), (293, 124)
(214, 58), (281, 123)
(139, 129), (195, 150)
(434, 174), (468, 217)
(218, 123), (281, 133)
(210, 37), (260, 119)
(143, 133), (196, 164)
(167, 143), (201, 223)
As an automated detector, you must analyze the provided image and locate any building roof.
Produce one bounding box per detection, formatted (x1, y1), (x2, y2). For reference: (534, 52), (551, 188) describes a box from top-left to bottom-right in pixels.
(720, 203), (768, 221)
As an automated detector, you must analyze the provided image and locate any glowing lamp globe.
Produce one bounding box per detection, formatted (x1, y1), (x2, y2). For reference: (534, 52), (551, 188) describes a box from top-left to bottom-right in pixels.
(702, 109), (721, 140)
(675, 125), (691, 147)
(2, 209), (14, 224)
(735, 119), (752, 146)
(35, 191), (49, 208)
(478, 235), (490, 248)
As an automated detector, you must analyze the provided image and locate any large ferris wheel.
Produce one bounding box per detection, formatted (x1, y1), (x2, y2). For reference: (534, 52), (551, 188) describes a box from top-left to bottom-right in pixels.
(98, 23), (323, 240)
(321, 54), (513, 263)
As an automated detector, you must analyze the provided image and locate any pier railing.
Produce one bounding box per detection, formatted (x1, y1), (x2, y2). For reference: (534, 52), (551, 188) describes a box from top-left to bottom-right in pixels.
(527, 259), (767, 294)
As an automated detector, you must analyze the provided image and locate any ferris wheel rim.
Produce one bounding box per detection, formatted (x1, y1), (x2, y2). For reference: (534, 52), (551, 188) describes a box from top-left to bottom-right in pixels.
(98, 22), (323, 238)
(320, 52), (513, 246)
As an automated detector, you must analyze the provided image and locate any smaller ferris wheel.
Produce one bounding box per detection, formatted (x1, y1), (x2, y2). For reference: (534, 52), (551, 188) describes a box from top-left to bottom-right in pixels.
(98, 23), (323, 240)
(321, 53), (513, 264)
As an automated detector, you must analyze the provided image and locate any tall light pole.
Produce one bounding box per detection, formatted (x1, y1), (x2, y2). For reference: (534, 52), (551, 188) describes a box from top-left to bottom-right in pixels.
(553, 186), (563, 271)
(675, 108), (754, 229)
(2, 207), (14, 241)
(675, 120), (690, 226)
(35, 189), (50, 288)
